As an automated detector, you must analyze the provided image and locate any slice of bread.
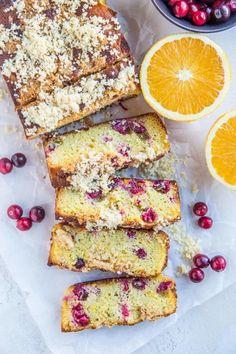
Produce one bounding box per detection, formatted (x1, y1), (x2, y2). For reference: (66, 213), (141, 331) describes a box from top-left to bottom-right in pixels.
(19, 57), (140, 138)
(0, 1), (130, 108)
(55, 178), (181, 229)
(61, 274), (177, 331)
(43, 113), (170, 188)
(48, 223), (169, 277)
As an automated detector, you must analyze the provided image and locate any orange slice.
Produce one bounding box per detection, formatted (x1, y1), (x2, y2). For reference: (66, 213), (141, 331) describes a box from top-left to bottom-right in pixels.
(140, 34), (231, 121)
(206, 111), (236, 190)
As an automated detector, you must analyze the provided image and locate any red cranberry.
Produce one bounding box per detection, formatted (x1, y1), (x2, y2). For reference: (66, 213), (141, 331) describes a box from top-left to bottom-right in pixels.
(189, 268), (205, 283)
(173, 1), (189, 17)
(135, 248), (147, 259)
(128, 179), (146, 195)
(168, 0), (179, 6)
(121, 279), (129, 292)
(226, 0), (236, 12)
(16, 217), (32, 231)
(72, 304), (90, 326)
(11, 153), (27, 168)
(78, 314), (90, 326)
(153, 180), (170, 193)
(156, 281), (172, 293)
(121, 304), (129, 317)
(86, 190), (102, 199)
(193, 202), (208, 216)
(193, 254), (210, 268)
(192, 10), (207, 25)
(73, 285), (89, 300)
(127, 229), (136, 238)
(111, 120), (131, 135)
(212, 0), (225, 8)
(132, 278), (147, 290)
(74, 258), (85, 269)
(187, 3), (199, 18)
(130, 121), (147, 134)
(198, 216), (213, 229)
(7, 204), (23, 220)
(0, 158), (13, 174)
(212, 5), (231, 22)
(29, 206), (45, 223)
(205, 6), (213, 19)
(210, 255), (227, 272)
(141, 208), (158, 223)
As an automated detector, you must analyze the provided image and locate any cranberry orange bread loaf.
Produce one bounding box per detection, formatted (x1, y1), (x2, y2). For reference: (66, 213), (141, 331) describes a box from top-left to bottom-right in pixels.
(55, 178), (181, 229)
(0, 0), (131, 109)
(61, 275), (177, 331)
(18, 58), (139, 138)
(48, 223), (169, 277)
(43, 113), (170, 189)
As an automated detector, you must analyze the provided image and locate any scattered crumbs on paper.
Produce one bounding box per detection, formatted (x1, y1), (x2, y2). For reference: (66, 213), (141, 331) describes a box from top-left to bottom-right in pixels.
(139, 152), (176, 179)
(191, 182), (199, 194)
(176, 263), (191, 277)
(4, 125), (20, 134)
(163, 221), (201, 276)
(35, 142), (42, 151)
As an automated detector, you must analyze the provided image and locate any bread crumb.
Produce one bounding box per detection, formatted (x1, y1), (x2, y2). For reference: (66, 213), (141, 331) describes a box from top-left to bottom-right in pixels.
(176, 263), (190, 277)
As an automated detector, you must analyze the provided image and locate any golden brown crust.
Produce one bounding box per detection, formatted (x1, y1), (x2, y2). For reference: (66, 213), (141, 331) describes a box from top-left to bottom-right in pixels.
(61, 275), (177, 332)
(48, 223), (170, 277)
(43, 113), (169, 188)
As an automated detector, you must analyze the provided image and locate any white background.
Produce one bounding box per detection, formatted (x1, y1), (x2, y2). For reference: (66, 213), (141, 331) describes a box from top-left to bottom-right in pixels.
(1, 0), (236, 353)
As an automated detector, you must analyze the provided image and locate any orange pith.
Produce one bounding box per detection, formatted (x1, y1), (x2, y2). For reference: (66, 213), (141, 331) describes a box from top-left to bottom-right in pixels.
(211, 116), (236, 185)
(147, 38), (225, 115)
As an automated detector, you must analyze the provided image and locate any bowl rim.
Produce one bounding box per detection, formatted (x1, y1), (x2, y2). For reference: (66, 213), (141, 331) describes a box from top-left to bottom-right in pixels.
(151, 0), (236, 33)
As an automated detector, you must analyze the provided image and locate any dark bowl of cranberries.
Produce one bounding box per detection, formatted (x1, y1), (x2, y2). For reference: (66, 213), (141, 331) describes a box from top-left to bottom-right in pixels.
(152, 0), (236, 32)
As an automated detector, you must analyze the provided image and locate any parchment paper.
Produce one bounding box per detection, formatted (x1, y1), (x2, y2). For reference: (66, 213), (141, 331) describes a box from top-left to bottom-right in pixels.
(0, 1), (236, 353)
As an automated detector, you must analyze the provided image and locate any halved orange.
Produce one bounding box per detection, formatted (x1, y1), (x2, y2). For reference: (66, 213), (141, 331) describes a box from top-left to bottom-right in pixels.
(140, 34), (231, 121)
(206, 111), (236, 190)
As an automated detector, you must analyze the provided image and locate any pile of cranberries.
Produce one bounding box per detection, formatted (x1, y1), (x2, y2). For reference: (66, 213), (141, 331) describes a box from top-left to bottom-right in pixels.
(193, 201), (213, 229)
(0, 153), (27, 174)
(167, 0), (236, 26)
(189, 253), (227, 282)
(7, 204), (45, 231)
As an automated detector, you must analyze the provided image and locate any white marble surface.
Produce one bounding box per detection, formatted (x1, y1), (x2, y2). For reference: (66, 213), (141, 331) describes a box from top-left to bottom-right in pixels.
(1, 251), (236, 354)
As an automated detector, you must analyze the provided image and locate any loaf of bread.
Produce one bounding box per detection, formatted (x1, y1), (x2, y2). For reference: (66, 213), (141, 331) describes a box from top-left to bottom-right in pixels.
(61, 274), (177, 331)
(0, 0), (130, 108)
(55, 178), (181, 229)
(48, 223), (169, 277)
(43, 113), (170, 188)
(19, 58), (139, 138)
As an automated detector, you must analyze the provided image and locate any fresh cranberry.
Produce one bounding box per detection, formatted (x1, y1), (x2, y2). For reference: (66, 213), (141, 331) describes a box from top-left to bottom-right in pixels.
(128, 179), (146, 195)
(187, 3), (199, 18)
(168, 0), (179, 6)
(226, 0), (236, 12)
(212, 0), (225, 8)
(189, 268), (205, 283)
(111, 120), (131, 135)
(130, 121), (147, 134)
(121, 304), (129, 317)
(210, 255), (227, 272)
(132, 278), (147, 290)
(193, 254), (210, 268)
(205, 6), (213, 20)
(0, 158), (13, 174)
(16, 217), (32, 231)
(198, 216), (213, 229)
(193, 202), (208, 216)
(86, 190), (102, 199)
(192, 10), (207, 24)
(135, 248), (147, 259)
(73, 285), (89, 300)
(173, 0), (189, 17)
(11, 153), (27, 168)
(29, 206), (45, 223)
(74, 258), (85, 269)
(212, 4), (231, 22)
(156, 281), (172, 293)
(127, 229), (136, 238)
(7, 204), (23, 220)
(141, 208), (158, 223)
(153, 180), (170, 193)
